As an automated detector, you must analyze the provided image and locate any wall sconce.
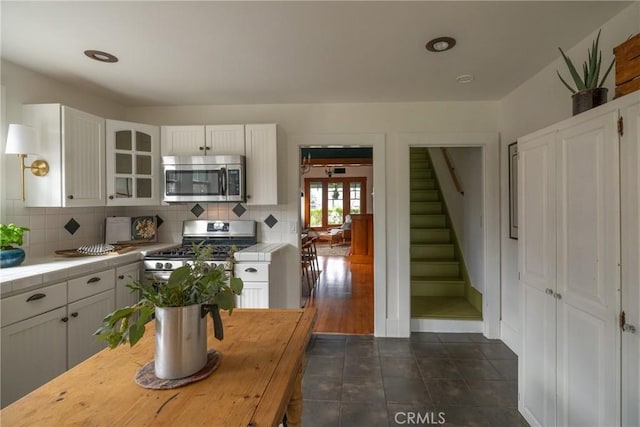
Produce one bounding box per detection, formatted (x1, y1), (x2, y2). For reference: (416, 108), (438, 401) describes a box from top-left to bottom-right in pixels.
(5, 124), (49, 201)
(300, 153), (311, 175)
(325, 166), (334, 177)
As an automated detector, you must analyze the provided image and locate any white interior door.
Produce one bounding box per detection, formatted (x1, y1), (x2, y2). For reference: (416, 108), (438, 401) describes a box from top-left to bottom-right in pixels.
(518, 130), (557, 427)
(555, 111), (620, 427)
(621, 102), (640, 427)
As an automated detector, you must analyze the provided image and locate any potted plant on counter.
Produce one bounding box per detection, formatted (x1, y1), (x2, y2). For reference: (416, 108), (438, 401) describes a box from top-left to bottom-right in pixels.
(557, 29), (615, 115)
(95, 243), (243, 380)
(0, 223), (29, 268)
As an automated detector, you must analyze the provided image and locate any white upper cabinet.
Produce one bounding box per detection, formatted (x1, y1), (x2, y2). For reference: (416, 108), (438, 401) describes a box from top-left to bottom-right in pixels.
(106, 120), (160, 206)
(160, 125), (206, 156)
(205, 125), (245, 155)
(245, 124), (278, 205)
(161, 125), (245, 156)
(23, 104), (106, 207)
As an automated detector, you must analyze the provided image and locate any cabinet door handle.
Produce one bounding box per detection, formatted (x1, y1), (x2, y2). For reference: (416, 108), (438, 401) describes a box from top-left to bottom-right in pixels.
(118, 275), (125, 280)
(61, 317), (69, 323)
(545, 288), (554, 295)
(68, 195), (74, 200)
(87, 277), (101, 284)
(554, 293), (562, 300)
(244, 267), (258, 273)
(71, 312), (79, 318)
(109, 195), (114, 200)
(26, 293), (46, 302)
(199, 146), (205, 150)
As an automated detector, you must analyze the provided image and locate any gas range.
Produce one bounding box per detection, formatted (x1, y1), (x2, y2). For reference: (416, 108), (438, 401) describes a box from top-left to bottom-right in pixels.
(144, 220), (257, 278)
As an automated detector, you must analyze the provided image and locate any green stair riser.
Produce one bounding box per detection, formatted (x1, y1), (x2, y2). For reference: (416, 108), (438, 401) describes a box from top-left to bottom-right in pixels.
(410, 180), (436, 190)
(410, 202), (443, 214)
(410, 190), (440, 202)
(411, 229), (451, 243)
(411, 281), (465, 297)
(410, 244), (455, 259)
(411, 262), (460, 277)
(410, 170), (434, 179)
(410, 214), (446, 228)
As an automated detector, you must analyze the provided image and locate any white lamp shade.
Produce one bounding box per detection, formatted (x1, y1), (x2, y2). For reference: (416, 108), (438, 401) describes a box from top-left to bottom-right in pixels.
(5, 124), (39, 155)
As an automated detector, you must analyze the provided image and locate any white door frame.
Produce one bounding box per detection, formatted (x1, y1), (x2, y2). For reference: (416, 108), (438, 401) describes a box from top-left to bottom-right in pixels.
(292, 133), (387, 336)
(398, 133), (501, 338)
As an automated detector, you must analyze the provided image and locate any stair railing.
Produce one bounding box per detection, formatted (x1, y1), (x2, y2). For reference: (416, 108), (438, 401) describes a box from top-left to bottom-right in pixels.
(440, 148), (464, 195)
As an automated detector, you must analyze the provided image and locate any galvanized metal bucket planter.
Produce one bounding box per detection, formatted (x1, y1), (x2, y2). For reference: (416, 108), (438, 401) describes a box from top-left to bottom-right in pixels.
(154, 303), (222, 380)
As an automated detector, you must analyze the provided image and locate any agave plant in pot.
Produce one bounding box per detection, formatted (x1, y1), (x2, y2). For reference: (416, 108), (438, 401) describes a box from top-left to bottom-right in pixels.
(95, 244), (243, 380)
(557, 29), (615, 116)
(0, 223), (29, 268)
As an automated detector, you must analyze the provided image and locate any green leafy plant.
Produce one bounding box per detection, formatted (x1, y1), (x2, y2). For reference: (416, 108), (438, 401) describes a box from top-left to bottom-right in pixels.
(95, 243), (243, 349)
(557, 29), (615, 93)
(0, 223), (29, 250)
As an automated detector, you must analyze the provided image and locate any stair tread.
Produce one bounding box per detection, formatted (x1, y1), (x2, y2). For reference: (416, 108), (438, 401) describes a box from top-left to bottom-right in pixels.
(411, 276), (465, 284)
(410, 258), (459, 263)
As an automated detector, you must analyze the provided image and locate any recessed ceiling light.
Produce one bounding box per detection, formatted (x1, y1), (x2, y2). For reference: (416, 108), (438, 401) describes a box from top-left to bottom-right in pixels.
(84, 50), (118, 63)
(426, 37), (456, 53)
(456, 74), (474, 84)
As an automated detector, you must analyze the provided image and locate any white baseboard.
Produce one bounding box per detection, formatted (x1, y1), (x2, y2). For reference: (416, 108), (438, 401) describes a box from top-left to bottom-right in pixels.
(410, 318), (483, 333)
(500, 320), (520, 356)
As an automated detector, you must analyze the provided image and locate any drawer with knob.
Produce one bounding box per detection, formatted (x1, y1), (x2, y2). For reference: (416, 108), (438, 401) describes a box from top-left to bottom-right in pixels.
(234, 263), (269, 282)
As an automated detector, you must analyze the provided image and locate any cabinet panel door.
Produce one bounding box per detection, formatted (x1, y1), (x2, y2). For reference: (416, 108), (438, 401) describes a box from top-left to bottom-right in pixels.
(244, 124), (278, 205)
(160, 126), (205, 156)
(555, 111), (620, 427)
(205, 125), (245, 155)
(620, 102), (640, 427)
(518, 131), (557, 427)
(62, 107), (106, 206)
(67, 290), (114, 369)
(236, 282), (268, 308)
(1, 307), (67, 408)
(106, 120), (160, 206)
(116, 262), (141, 310)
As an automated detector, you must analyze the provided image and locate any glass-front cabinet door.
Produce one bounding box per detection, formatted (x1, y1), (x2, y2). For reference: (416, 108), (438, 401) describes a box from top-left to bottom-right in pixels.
(106, 120), (160, 206)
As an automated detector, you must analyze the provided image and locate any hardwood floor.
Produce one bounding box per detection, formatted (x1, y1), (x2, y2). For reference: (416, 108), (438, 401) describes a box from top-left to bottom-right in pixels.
(308, 254), (374, 335)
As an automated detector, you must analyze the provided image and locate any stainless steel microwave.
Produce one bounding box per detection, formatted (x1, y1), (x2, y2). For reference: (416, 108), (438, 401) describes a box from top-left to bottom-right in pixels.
(162, 155), (245, 203)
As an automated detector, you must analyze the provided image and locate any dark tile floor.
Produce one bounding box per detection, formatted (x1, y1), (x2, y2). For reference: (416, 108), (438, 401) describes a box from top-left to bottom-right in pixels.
(301, 333), (529, 427)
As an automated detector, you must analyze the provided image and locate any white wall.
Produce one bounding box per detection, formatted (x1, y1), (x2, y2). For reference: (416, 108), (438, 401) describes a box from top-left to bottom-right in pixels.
(497, 3), (640, 353)
(0, 60), (126, 259)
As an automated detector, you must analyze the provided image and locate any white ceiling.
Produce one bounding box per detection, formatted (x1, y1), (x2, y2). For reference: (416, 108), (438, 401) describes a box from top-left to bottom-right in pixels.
(1, 1), (631, 107)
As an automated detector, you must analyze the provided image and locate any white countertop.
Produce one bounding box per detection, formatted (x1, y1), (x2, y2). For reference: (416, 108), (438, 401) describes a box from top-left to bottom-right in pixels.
(0, 243), (180, 296)
(234, 242), (289, 262)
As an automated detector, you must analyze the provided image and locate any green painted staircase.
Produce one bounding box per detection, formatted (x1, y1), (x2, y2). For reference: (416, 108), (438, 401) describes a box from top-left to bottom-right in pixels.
(409, 148), (482, 320)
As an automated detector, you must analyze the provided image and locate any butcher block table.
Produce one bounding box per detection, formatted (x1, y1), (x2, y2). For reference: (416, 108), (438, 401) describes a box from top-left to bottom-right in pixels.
(1, 308), (317, 427)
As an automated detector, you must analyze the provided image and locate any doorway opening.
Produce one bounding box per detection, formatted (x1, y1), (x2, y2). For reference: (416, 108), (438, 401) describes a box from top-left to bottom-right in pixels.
(300, 147), (374, 334)
(409, 146), (484, 326)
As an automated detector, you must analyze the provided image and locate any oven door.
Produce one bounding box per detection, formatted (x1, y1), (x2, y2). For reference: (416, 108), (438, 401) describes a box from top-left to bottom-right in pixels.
(163, 163), (226, 203)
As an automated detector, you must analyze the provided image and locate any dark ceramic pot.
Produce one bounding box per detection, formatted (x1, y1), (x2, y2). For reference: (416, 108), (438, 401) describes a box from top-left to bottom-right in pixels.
(0, 248), (26, 268)
(572, 87), (608, 116)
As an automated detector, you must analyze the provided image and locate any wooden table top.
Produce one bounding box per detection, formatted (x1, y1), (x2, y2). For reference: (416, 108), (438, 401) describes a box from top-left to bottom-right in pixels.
(1, 308), (316, 427)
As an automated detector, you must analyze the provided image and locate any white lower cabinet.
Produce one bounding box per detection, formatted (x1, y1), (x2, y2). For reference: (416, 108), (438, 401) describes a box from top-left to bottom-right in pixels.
(115, 262), (142, 310)
(1, 306), (67, 408)
(0, 263), (142, 408)
(67, 289), (114, 368)
(235, 263), (270, 308)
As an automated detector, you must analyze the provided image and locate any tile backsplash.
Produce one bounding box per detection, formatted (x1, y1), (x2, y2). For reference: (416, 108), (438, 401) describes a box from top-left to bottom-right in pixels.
(2, 200), (295, 260)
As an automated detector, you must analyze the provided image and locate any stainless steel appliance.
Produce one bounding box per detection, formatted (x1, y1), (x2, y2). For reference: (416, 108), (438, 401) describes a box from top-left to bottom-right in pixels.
(162, 155), (245, 203)
(144, 220), (257, 283)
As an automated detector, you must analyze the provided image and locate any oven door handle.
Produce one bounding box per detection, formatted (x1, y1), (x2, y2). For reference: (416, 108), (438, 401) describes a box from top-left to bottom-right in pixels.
(145, 271), (172, 283)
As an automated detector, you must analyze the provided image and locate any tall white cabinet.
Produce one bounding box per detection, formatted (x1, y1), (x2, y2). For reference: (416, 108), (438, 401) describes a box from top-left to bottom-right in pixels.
(518, 93), (639, 427)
